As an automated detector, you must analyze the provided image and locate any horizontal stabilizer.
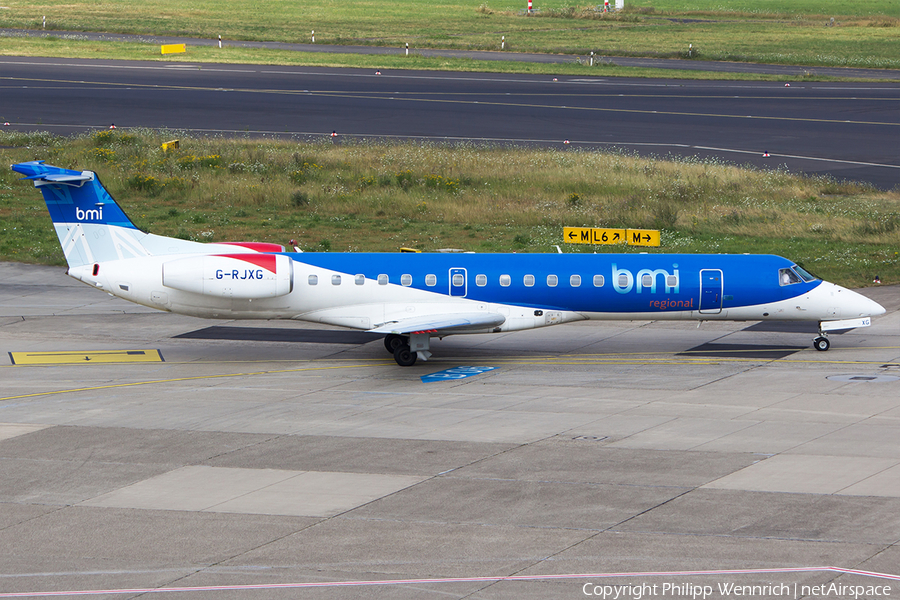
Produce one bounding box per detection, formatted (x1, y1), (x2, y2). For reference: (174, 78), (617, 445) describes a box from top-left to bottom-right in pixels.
(369, 312), (506, 335)
(26, 172), (95, 186)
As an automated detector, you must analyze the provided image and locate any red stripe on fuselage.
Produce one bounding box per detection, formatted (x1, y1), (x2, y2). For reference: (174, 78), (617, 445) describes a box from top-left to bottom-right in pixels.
(219, 242), (285, 252)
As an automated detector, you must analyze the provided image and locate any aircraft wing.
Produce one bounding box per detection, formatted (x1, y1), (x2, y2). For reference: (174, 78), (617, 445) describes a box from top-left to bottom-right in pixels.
(369, 312), (506, 335)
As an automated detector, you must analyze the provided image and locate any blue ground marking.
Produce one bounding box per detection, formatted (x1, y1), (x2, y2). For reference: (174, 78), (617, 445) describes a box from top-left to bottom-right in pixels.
(421, 366), (498, 383)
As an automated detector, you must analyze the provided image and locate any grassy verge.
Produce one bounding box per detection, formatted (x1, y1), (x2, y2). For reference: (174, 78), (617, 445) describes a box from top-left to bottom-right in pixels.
(1, 129), (897, 288)
(1, 37), (874, 82)
(1, 0), (899, 71)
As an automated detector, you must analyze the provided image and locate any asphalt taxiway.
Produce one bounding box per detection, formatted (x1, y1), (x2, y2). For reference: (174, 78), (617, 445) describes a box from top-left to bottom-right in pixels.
(1, 56), (898, 188)
(1, 261), (899, 598)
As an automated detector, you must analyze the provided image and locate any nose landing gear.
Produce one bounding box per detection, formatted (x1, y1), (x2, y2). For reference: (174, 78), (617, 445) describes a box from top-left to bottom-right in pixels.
(813, 335), (830, 351)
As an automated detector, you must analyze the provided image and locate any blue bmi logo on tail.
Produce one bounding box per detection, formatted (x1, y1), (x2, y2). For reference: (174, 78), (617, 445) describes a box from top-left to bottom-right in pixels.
(12, 160), (150, 268)
(13, 161), (230, 268)
(12, 161), (137, 229)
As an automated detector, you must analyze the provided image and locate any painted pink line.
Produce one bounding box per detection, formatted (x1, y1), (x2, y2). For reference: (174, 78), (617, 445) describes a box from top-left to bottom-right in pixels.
(1, 566), (898, 597)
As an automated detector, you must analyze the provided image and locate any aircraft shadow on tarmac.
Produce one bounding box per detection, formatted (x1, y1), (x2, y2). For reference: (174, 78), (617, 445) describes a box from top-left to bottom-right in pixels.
(175, 325), (382, 345)
(174, 322), (850, 361)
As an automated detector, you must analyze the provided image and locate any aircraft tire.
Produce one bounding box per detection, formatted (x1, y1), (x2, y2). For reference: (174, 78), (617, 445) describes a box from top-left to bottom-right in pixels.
(813, 336), (830, 351)
(393, 345), (417, 367)
(384, 334), (407, 354)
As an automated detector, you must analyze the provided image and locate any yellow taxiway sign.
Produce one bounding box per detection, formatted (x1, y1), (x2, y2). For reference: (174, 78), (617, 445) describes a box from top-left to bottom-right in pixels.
(9, 350), (165, 366)
(564, 227), (660, 247)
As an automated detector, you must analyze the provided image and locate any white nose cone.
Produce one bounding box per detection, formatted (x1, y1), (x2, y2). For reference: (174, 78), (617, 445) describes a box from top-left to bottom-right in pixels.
(806, 282), (886, 320)
(837, 285), (886, 318)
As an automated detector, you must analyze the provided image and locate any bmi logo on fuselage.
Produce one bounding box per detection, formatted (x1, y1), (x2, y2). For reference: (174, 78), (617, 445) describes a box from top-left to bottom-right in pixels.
(612, 263), (679, 294)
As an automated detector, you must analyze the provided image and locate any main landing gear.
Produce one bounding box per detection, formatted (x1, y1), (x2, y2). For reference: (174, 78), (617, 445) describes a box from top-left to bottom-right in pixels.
(383, 333), (431, 366)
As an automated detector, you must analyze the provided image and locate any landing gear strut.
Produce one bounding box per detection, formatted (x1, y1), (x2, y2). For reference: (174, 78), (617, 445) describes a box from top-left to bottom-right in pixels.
(813, 336), (830, 351)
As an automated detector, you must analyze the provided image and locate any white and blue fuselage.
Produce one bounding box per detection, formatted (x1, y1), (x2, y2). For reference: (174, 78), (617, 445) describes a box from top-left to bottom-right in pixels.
(12, 161), (886, 365)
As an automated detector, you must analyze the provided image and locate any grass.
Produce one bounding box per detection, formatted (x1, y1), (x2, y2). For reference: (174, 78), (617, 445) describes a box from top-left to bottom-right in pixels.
(1, 37), (881, 82)
(1, 129), (897, 288)
(1, 0), (899, 71)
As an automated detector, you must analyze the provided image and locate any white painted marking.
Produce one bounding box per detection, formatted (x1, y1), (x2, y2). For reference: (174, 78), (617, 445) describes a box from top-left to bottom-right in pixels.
(0, 566), (897, 597)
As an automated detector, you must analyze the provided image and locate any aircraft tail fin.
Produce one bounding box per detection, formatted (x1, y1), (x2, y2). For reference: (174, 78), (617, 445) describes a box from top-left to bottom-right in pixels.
(12, 161), (213, 268)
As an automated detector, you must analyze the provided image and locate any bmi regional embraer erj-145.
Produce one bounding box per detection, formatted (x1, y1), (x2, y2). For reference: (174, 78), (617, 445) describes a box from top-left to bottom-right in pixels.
(13, 161), (886, 366)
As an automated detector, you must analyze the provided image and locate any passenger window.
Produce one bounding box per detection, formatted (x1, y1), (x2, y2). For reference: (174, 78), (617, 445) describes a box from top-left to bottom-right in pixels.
(500, 274), (511, 287)
(618, 273), (629, 287)
(452, 273), (464, 286)
(779, 268), (801, 286)
(547, 274), (558, 287)
(332, 274), (341, 285)
(524, 274), (535, 287)
(425, 274), (437, 286)
(377, 274), (388, 285)
(641, 274), (653, 287)
(476, 274), (487, 287)
(308, 274), (318, 286)
(570, 274), (581, 287)
(666, 275), (678, 288)
(593, 274), (604, 287)
(355, 274), (365, 285)
(401, 274), (412, 286)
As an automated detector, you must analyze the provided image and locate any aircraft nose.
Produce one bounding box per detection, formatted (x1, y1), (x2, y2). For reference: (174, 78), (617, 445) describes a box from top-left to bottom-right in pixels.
(845, 288), (886, 317)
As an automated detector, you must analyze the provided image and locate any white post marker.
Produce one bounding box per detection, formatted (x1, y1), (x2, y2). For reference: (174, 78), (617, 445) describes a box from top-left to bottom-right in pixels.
(405, 42), (409, 56)
(42, 15), (45, 29)
(311, 30), (315, 43)
(218, 34), (222, 48)
(501, 35), (505, 50)
(590, 51), (594, 66)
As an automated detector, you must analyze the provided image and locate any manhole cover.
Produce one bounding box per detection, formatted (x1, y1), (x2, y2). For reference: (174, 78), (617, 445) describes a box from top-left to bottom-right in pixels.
(827, 374), (900, 383)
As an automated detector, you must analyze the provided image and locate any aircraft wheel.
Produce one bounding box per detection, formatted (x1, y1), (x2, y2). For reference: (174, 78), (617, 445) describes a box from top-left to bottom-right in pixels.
(384, 334), (407, 354)
(393, 345), (417, 367)
(813, 336), (830, 352)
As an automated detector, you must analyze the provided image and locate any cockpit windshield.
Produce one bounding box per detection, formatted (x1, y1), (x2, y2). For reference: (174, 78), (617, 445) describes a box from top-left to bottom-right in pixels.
(792, 264), (818, 282)
(779, 265), (817, 286)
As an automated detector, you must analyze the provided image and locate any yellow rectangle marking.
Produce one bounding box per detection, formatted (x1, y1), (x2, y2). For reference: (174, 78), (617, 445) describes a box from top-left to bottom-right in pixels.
(160, 43), (186, 55)
(9, 350), (164, 365)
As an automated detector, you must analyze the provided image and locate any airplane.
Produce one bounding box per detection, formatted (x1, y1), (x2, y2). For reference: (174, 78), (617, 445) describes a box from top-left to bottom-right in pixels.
(12, 160), (886, 366)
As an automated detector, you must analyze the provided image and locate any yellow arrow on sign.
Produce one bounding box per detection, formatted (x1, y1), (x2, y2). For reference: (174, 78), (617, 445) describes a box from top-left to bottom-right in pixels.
(563, 227), (627, 245)
(9, 350), (165, 366)
(626, 229), (661, 247)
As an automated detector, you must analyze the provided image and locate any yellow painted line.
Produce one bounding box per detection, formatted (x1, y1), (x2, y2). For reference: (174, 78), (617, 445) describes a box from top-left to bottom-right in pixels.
(9, 349), (164, 365)
(0, 363), (385, 402)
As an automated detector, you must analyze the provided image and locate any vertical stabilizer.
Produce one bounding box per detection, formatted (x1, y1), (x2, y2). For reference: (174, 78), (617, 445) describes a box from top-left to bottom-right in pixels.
(12, 161), (148, 268)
